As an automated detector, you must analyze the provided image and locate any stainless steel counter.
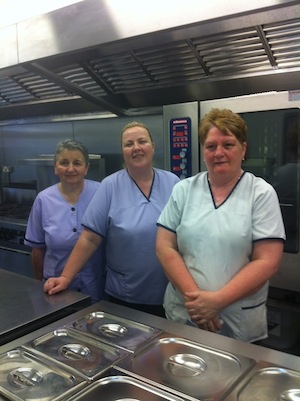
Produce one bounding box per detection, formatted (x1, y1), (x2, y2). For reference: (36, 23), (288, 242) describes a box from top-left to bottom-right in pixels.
(1, 300), (299, 373)
(0, 269), (91, 345)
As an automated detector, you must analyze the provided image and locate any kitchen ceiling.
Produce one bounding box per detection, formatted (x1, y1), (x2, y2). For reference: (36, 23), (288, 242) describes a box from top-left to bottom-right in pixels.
(0, 0), (300, 121)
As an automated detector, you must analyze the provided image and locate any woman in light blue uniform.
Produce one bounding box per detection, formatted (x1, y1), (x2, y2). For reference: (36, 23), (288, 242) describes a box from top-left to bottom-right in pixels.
(156, 109), (285, 342)
(44, 122), (179, 316)
(24, 140), (104, 303)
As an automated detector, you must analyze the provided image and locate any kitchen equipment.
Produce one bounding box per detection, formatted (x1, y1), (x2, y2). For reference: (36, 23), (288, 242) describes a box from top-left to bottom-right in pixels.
(67, 368), (185, 401)
(0, 347), (86, 401)
(116, 332), (255, 401)
(23, 327), (128, 381)
(223, 359), (300, 401)
(67, 310), (161, 352)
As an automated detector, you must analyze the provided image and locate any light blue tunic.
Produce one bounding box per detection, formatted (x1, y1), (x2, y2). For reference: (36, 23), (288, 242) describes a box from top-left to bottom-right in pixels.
(82, 168), (180, 305)
(157, 171), (286, 342)
(24, 179), (105, 303)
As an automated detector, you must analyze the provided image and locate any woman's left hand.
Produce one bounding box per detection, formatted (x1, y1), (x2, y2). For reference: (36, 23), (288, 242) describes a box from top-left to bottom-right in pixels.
(197, 317), (222, 333)
(184, 290), (222, 331)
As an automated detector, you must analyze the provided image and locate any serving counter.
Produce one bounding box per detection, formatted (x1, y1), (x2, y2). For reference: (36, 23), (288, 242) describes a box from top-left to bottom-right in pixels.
(0, 300), (300, 401)
(0, 269), (91, 345)
(0, 300), (299, 401)
(1, 300), (299, 368)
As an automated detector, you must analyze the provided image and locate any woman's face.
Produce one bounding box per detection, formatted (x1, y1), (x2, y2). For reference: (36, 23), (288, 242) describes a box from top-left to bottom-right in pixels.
(122, 126), (155, 170)
(54, 149), (89, 185)
(203, 126), (246, 177)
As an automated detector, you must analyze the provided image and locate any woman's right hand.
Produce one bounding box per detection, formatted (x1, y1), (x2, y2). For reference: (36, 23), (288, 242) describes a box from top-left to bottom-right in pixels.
(43, 276), (70, 295)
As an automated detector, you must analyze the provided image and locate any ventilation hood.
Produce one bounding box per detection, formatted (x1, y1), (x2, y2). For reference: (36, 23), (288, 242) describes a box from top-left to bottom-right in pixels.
(0, 0), (300, 122)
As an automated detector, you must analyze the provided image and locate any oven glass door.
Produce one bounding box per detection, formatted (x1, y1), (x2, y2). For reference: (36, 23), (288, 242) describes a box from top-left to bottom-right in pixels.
(240, 109), (300, 254)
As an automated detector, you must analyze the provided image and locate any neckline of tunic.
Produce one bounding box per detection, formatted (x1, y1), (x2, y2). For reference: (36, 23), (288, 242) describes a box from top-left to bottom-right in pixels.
(207, 171), (245, 208)
(127, 168), (155, 201)
(57, 181), (84, 205)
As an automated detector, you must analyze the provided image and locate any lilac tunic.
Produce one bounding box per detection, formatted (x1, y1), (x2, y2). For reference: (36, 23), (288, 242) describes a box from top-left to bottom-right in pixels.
(82, 168), (180, 305)
(24, 179), (105, 303)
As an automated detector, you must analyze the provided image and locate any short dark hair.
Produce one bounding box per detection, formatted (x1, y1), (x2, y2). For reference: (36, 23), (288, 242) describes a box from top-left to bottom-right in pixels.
(54, 139), (89, 165)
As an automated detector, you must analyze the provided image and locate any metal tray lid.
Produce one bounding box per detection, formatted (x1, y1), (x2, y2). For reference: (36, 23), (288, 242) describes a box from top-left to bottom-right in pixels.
(223, 359), (300, 401)
(67, 368), (185, 401)
(66, 310), (162, 351)
(22, 327), (129, 380)
(115, 332), (255, 401)
(0, 347), (86, 401)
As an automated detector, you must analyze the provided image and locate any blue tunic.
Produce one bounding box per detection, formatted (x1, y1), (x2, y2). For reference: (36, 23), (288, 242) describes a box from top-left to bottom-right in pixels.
(24, 179), (105, 303)
(157, 171), (286, 342)
(82, 168), (180, 305)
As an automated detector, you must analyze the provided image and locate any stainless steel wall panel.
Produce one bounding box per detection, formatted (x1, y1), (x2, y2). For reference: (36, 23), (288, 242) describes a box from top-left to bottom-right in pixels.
(0, 114), (164, 201)
(73, 115), (165, 175)
(1, 122), (73, 184)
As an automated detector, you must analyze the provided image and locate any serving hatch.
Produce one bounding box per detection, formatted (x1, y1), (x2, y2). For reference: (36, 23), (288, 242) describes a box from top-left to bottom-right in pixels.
(115, 333), (255, 401)
(66, 311), (161, 351)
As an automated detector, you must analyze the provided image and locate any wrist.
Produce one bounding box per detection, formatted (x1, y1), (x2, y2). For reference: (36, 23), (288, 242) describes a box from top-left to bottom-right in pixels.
(61, 274), (71, 286)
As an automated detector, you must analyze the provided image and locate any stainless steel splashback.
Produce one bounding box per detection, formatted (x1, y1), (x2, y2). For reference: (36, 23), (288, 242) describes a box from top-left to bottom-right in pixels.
(16, 154), (105, 192)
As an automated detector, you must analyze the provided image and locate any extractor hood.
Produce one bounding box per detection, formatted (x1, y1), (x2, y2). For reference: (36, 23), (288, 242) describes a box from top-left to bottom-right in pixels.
(0, 0), (299, 122)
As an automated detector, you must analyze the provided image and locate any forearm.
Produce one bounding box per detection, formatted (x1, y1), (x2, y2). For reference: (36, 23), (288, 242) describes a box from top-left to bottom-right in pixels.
(183, 240), (283, 329)
(215, 241), (283, 310)
(61, 230), (101, 284)
(216, 261), (277, 309)
(157, 247), (199, 295)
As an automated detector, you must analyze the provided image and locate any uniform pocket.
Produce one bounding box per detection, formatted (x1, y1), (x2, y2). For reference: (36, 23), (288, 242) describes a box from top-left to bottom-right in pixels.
(239, 298), (268, 342)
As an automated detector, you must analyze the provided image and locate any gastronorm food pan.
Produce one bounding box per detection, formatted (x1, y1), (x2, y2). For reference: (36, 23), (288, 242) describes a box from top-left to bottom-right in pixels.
(223, 359), (300, 401)
(67, 369), (185, 401)
(116, 333), (255, 401)
(66, 310), (161, 351)
(22, 327), (128, 380)
(0, 347), (86, 401)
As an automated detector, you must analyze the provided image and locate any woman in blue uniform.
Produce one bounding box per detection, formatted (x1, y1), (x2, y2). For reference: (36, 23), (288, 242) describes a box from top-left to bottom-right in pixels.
(24, 139), (105, 303)
(156, 108), (285, 342)
(44, 122), (180, 316)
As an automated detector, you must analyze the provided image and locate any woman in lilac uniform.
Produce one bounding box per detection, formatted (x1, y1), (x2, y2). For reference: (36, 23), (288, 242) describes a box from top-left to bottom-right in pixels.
(44, 122), (179, 316)
(24, 139), (104, 303)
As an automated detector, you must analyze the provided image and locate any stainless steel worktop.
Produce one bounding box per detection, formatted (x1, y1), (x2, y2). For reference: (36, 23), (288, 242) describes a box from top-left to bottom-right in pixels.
(0, 269), (91, 345)
(1, 300), (300, 401)
(1, 300), (299, 373)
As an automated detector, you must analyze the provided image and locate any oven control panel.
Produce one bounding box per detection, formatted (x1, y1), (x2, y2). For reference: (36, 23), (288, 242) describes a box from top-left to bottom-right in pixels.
(170, 117), (192, 179)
